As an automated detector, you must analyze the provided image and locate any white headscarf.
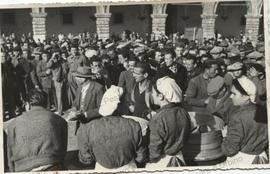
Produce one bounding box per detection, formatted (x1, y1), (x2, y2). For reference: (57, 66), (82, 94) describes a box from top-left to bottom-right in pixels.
(156, 76), (183, 103)
(99, 85), (123, 117)
(237, 76), (257, 103)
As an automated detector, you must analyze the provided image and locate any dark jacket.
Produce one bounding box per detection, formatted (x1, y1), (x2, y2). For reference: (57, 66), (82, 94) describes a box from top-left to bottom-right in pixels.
(47, 58), (68, 82)
(78, 116), (148, 168)
(148, 103), (190, 162)
(73, 81), (105, 121)
(206, 91), (238, 125)
(7, 106), (68, 172)
(185, 73), (209, 112)
(160, 63), (187, 92)
(221, 103), (268, 157)
(36, 60), (52, 88)
(118, 70), (136, 104)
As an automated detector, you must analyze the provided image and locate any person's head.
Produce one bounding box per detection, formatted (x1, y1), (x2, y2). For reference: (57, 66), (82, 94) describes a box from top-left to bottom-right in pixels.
(230, 78), (256, 106)
(154, 49), (164, 63)
(13, 47), (21, 57)
(202, 59), (219, 78)
(164, 49), (176, 67)
(28, 89), (47, 108)
(184, 54), (197, 72)
(85, 49), (98, 60)
(90, 56), (102, 74)
(1, 51), (6, 63)
(158, 41), (165, 49)
(70, 46), (78, 56)
(200, 54), (210, 64)
(133, 62), (151, 82)
(101, 54), (110, 66)
(41, 52), (49, 62)
(117, 49), (129, 65)
(73, 66), (92, 85)
(174, 44), (184, 57)
(207, 76), (227, 99)
(128, 56), (138, 72)
(151, 76), (182, 106)
(227, 61), (244, 79)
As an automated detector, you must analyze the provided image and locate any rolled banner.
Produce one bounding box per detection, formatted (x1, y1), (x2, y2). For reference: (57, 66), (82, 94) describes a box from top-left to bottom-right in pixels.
(122, 115), (149, 136)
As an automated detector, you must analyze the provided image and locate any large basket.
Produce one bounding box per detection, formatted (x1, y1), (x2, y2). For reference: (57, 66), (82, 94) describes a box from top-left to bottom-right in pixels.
(183, 112), (225, 165)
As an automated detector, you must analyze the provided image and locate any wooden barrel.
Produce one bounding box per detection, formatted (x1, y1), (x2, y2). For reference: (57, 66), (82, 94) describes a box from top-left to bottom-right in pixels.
(183, 112), (226, 166)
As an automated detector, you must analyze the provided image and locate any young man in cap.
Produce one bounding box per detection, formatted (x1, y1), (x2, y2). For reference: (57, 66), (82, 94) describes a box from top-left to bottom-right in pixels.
(47, 48), (69, 115)
(146, 76), (190, 167)
(67, 44), (88, 105)
(161, 49), (187, 92)
(77, 85), (148, 171)
(7, 89), (67, 172)
(36, 51), (55, 110)
(206, 76), (238, 125)
(185, 59), (219, 112)
(220, 78), (268, 167)
(118, 57), (137, 115)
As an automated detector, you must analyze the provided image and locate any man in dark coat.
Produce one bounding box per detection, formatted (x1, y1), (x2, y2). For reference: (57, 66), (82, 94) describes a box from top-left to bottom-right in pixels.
(67, 66), (105, 122)
(36, 51), (55, 110)
(6, 89), (67, 172)
(160, 49), (187, 92)
(78, 86), (148, 171)
(66, 45), (88, 105)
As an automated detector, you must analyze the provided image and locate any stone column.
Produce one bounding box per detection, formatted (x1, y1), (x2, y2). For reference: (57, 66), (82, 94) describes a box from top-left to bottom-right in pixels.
(151, 13), (168, 40)
(245, 14), (262, 45)
(95, 13), (111, 41)
(201, 14), (217, 39)
(151, 4), (167, 40)
(30, 8), (47, 42)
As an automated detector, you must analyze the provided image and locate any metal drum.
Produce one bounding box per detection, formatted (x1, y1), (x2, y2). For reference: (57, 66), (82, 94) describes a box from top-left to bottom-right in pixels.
(183, 112), (226, 166)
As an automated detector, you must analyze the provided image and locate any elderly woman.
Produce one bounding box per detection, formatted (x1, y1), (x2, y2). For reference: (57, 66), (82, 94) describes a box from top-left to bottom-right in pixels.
(77, 85), (148, 171)
(206, 76), (238, 125)
(146, 76), (190, 167)
(220, 77), (268, 167)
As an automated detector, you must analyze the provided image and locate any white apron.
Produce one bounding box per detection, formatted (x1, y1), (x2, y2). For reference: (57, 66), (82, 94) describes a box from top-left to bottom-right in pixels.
(95, 159), (137, 172)
(216, 151), (268, 168)
(145, 151), (185, 169)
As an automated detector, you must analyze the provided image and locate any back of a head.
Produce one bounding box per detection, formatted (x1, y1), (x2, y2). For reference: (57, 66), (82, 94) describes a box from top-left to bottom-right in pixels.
(29, 89), (47, 108)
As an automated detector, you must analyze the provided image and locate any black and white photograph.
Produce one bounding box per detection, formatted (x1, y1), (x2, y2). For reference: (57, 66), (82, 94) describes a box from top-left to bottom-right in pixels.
(0, 0), (269, 173)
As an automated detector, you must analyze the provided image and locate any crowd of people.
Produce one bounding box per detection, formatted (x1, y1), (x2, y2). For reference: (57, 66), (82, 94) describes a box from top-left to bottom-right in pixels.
(2, 30), (268, 172)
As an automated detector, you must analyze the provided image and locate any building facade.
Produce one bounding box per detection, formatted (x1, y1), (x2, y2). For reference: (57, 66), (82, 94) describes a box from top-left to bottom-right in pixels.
(0, 0), (264, 45)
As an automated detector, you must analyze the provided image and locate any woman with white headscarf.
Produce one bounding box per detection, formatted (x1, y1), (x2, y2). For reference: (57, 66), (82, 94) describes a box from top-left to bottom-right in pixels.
(146, 76), (190, 168)
(77, 85), (148, 171)
(219, 77), (268, 167)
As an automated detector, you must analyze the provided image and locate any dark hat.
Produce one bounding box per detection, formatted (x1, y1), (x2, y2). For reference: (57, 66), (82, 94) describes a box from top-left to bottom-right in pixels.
(80, 42), (90, 49)
(33, 47), (42, 55)
(207, 76), (225, 96)
(73, 66), (93, 78)
(175, 42), (185, 48)
(44, 44), (52, 50)
(13, 46), (21, 52)
(52, 46), (61, 53)
(246, 51), (263, 60)
(219, 40), (228, 47)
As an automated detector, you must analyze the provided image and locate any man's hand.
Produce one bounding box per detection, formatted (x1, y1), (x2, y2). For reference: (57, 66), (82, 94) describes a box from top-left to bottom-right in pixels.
(46, 69), (52, 75)
(204, 97), (210, 105)
(129, 105), (135, 113)
(222, 125), (228, 137)
(67, 111), (84, 121)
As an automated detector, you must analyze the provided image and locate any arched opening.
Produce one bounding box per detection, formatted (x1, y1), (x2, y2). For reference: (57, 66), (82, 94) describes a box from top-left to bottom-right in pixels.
(110, 5), (151, 37)
(165, 3), (202, 37)
(46, 6), (96, 36)
(258, 5), (264, 37)
(215, 1), (247, 37)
